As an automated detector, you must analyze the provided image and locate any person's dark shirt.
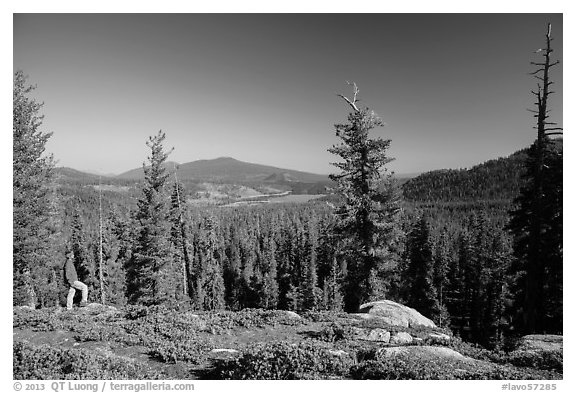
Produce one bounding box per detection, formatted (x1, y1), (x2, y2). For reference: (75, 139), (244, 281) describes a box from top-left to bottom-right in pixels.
(64, 259), (78, 286)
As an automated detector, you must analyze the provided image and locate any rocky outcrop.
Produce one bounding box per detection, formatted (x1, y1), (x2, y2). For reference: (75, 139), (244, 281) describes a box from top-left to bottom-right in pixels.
(377, 345), (469, 362)
(328, 349), (350, 357)
(426, 332), (451, 345)
(390, 332), (413, 345)
(350, 327), (390, 342)
(210, 348), (239, 354)
(280, 311), (302, 320)
(367, 329), (391, 342)
(15, 305), (35, 311)
(358, 300), (436, 328)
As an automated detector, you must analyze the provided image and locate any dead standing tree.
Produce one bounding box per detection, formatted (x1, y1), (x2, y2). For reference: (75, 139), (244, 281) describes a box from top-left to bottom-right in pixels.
(510, 23), (563, 334)
(172, 164), (192, 299)
(98, 176), (105, 304)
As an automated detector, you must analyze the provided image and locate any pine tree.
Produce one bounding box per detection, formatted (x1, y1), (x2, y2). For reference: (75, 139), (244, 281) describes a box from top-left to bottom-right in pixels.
(260, 235), (279, 309)
(317, 225), (341, 311)
(432, 230), (451, 327)
(328, 82), (403, 312)
(126, 131), (173, 305)
(321, 253), (345, 312)
(94, 207), (128, 306)
(445, 231), (473, 339)
(480, 232), (512, 348)
(198, 216), (225, 310)
(468, 214), (489, 344)
(277, 219), (297, 310)
(110, 206), (132, 305)
(223, 226), (243, 310)
(301, 216), (322, 311)
(404, 216), (440, 321)
(508, 23), (563, 334)
(13, 70), (54, 307)
(285, 216), (308, 311)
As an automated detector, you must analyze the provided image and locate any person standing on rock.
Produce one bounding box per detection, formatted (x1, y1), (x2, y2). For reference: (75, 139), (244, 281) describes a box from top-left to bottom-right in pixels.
(63, 251), (88, 310)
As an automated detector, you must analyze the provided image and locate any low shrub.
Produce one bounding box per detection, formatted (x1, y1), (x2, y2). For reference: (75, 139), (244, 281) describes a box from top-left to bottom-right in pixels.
(349, 354), (560, 380)
(506, 350), (563, 372)
(13, 308), (63, 331)
(203, 308), (302, 331)
(147, 338), (212, 364)
(449, 338), (563, 373)
(209, 340), (354, 379)
(13, 340), (165, 379)
(350, 358), (460, 380)
(317, 323), (355, 342)
(73, 325), (142, 346)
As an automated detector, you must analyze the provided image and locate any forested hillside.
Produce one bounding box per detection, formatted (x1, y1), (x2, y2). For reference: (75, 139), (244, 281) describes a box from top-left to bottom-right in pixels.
(402, 139), (562, 203)
(402, 150), (528, 203)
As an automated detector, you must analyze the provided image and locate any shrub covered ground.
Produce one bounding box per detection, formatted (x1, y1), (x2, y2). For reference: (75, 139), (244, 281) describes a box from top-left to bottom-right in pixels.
(13, 305), (562, 380)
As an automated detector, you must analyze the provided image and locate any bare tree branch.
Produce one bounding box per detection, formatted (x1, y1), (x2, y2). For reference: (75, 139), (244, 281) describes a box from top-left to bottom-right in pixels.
(338, 81), (361, 112)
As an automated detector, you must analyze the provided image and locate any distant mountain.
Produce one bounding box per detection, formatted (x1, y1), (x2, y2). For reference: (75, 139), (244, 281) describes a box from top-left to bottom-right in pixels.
(395, 172), (421, 179)
(115, 161), (180, 180)
(116, 157), (330, 184)
(79, 169), (118, 177)
(400, 140), (562, 203)
(54, 167), (107, 182)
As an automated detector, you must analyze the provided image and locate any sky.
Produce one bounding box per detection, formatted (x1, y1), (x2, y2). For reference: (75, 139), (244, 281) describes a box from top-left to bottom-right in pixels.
(13, 13), (563, 176)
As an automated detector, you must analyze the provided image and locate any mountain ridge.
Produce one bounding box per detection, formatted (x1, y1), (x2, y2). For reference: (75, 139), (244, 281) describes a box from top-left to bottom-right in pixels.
(401, 139), (563, 203)
(115, 156), (331, 183)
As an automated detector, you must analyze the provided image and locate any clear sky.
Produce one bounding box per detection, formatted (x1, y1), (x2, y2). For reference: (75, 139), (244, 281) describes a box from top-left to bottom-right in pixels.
(13, 13), (563, 175)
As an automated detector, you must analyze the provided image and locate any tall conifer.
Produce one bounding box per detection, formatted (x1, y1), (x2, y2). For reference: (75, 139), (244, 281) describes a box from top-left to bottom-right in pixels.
(13, 71), (54, 307)
(404, 216), (440, 321)
(328, 82), (403, 311)
(126, 131), (173, 305)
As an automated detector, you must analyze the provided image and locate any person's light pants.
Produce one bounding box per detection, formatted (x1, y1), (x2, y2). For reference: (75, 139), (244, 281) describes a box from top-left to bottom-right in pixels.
(67, 281), (88, 309)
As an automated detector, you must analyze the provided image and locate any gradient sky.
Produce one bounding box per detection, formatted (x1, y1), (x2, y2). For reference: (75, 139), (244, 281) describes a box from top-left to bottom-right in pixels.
(13, 13), (563, 175)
